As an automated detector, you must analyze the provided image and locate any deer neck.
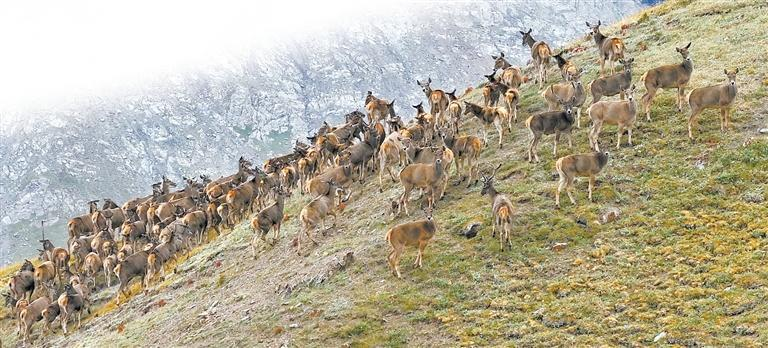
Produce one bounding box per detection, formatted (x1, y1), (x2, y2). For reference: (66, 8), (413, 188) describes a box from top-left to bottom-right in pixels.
(681, 58), (693, 73)
(500, 59), (511, 69)
(524, 36), (536, 48)
(725, 83), (737, 100)
(593, 31), (606, 47)
(423, 87), (432, 99)
(487, 185), (499, 202)
(596, 153), (609, 169)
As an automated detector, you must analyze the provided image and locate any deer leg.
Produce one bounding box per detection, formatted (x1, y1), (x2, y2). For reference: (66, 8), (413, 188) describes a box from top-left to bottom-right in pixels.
(418, 241), (427, 268)
(556, 175), (566, 207)
(553, 132), (560, 156)
(495, 119), (503, 148)
(567, 131), (573, 149)
(566, 176), (576, 204)
(588, 175), (596, 202)
(533, 136), (542, 163)
(688, 108), (701, 140)
(628, 127), (633, 146)
(617, 126), (623, 149)
(642, 88), (657, 121)
(393, 247), (403, 278)
(720, 108), (727, 132)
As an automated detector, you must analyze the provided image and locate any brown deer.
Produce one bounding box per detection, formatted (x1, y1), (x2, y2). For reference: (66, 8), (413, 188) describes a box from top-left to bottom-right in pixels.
(297, 181), (349, 253)
(398, 157), (444, 216)
(586, 20), (625, 76)
(385, 206), (437, 278)
(491, 52), (524, 88)
(378, 131), (407, 192)
(588, 85), (638, 150)
(504, 88), (521, 123)
(555, 151), (610, 207)
(641, 42), (693, 121)
(251, 188), (288, 256)
(687, 69), (739, 140)
(440, 129), (482, 188)
(552, 51), (580, 81)
(541, 68), (586, 127)
(416, 77), (449, 126)
(526, 96), (577, 162)
(480, 164), (515, 252)
(412, 102), (436, 142)
(446, 89), (463, 134)
(365, 92), (395, 124)
(520, 29), (552, 89)
(463, 101), (510, 149)
(589, 58), (634, 104)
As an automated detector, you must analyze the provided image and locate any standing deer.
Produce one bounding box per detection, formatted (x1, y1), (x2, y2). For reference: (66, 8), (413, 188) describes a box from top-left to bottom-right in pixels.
(520, 29), (552, 89)
(385, 206), (437, 278)
(440, 129), (483, 188)
(552, 51), (580, 81)
(398, 157), (444, 216)
(589, 58), (634, 104)
(641, 42), (693, 121)
(416, 78), (449, 127)
(687, 69), (739, 140)
(491, 52), (525, 88)
(588, 85), (638, 150)
(480, 164), (515, 252)
(446, 89), (463, 134)
(463, 101), (510, 149)
(541, 68), (586, 127)
(297, 181), (349, 253)
(555, 151), (610, 207)
(365, 92), (395, 124)
(587, 20), (625, 76)
(526, 96), (577, 163)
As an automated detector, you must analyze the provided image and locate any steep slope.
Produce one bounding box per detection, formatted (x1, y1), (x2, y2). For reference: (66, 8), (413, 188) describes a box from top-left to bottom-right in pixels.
(2, 0), (768, 346)
(0, 1), (642, 265)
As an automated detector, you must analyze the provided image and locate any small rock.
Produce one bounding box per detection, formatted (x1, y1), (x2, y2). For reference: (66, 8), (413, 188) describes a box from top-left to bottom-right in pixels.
(653, 332), (667, 342)
(576, 218), (588, 228)
(289, 323), (300, 329)
(599, 207), (621, 224)
(759, 128), (768, 134)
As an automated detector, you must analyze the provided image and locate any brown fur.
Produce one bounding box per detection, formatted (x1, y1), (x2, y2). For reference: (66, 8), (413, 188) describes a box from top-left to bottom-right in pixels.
(480, 166), (514, 251)
(520, 29), (552, 89)
(588, 85), (637, 150)
(398, 158), (444, 216)
(589, 58), (634, 104)
(441, 130), (483, 188)
(463, 101), (510, 148)
(526, 97), (577, 162)
(385, 207), (437, 278)
(641, 42), (693, 121)
(555, 152), (610, 207)
(587, 21), (625, 76)
(687, 69), (738, 139)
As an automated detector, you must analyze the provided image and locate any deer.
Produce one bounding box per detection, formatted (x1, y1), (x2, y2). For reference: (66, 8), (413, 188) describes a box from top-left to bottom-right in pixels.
(416, 77), (449, 128)
(297, 181), (349, 253)
(440, 129), (482, 188)
(526, 96), (577, 163)
(463, 101), (510, 149)
(225, 177), (260, 221)
(541, 68), (586, 127)
(365, 92), (395, 124)
(57, 283), (89, 334)
(385, 206), (437, 279)
(403, 141), (454, 199)
(520, 28), (552, 89)
(687, 69), (739, 140)
(504, 88), (521, 123)
(588, 85), (638, 150)
(113, 248), (149, 305)
(66, 199), (99, 242)
(589, 57), (634, 104)
(250, 188), (288, 257)
(307, 164), (356, 198)
(337, 127), (378, 183)
(398, 157), (444, 216)
(378, 131), (407, 192)
(552, 51), (580, 81)
(446, 89), (463, 134)
(491, 52), (525, 88)
(586, 20), (625, 76)
(641, 42), (693, 121)
(412, 102), (436, 142)
(17, 296), (50, 344)
(297, 148), (320, 194)
(480, 164), (515, 252)
(555, 151), (610, 207)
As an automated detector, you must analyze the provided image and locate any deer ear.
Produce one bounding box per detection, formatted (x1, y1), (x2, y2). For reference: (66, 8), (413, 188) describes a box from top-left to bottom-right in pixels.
(724, 69), (728, 75)
(519, 31), (525, 35)
(597, 20), (601, 26)
(500, 52), (505, 57)
(735, 67), (739, 74)
(586, 21), (591, 27)
(685, 42), (691, 49)
(527, 28), (532, 34)
(491, 55), (498, 60)
(428, 77), (432, 83)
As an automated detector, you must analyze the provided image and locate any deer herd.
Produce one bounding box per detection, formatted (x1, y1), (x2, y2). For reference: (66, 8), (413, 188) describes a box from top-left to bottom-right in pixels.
(4, 19), (742, 343)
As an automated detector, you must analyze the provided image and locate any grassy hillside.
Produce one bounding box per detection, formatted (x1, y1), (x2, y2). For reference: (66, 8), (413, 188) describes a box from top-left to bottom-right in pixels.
(2, 0), (768, 346)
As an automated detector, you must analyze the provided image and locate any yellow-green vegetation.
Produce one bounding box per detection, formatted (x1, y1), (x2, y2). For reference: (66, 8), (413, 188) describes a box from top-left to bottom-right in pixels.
(2, 0), (768, 346)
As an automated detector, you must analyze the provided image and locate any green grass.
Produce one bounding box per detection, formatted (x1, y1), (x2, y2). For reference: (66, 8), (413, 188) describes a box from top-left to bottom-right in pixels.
(3, 0), (768, 346)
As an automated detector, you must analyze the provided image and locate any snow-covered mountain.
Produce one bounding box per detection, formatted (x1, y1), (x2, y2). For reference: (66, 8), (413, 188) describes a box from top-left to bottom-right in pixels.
(0, 1), (642, 264)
